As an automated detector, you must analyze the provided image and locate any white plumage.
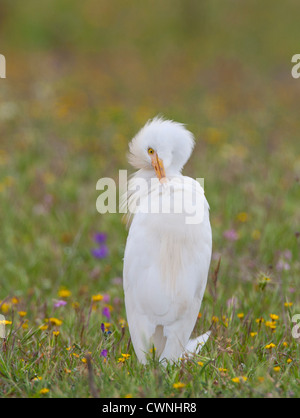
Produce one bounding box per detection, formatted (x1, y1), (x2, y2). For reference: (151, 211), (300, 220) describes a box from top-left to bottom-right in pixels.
(123, 117), (212, 364)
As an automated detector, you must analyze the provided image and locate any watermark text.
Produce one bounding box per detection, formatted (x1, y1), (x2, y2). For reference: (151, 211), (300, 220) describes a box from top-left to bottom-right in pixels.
(96, 171), (206, 225)
(0, 315), (6, 338)
(291, 54), (300, 79)
(0, 54), (6, 79)
(292, 314), (300, 339)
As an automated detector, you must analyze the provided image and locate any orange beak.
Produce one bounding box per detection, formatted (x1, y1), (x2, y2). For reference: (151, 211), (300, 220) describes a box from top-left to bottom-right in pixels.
(150, 152), (167, 183)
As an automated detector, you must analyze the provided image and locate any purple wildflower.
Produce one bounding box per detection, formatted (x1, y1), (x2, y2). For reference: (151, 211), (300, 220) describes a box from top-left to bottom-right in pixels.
(112, 277), (123, 285)
(54, 300), (67, 308)
(276, 260), (290, 272)
(101, 323), (105, 333)
(212, 251), (222, 260)
(223, 229), (239, 241)
(102, 306), (111, 320)
(94, 232), (107, 244)
(103, 294), (110, 303)
(91, 232), (109, 259)
(113, 297), (121, 306)
(283, 250), (292, 260)
(100, 349), (108, 358)
(276, 249), (292, 271)
(91, 245), (109, 259)
(227, 297), (238, 308)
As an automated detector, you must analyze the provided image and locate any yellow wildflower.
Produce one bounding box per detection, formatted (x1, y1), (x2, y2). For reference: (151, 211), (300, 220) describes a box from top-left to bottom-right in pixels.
(222, 315), (229, 327)
(265, 343), (276, 350)
(1, 303), (10, 313)
(49, 318), (63, 327)
(118, 318), (126, 328)
(237, 313), (245, 319)
(204, 127), (226, 144)
(0, 320), (12, 325)
(251, 230), (261, 240)
(58, 289), (71, 298)
(39, 325), (48, 331)
(118, 353), (130, 363)
(173, 382), (186, 389)
(232, 376), (247, 383)
(237, 212), (249, 223)
(121, 353), (130, 359)
(273, 366), (281, 373)
(103, 322), (111, 331)
(39, 388), (49, 395)
(265, 321), (277, 331)
(18, 311), (27, 318)
(92, 294), (103, 302)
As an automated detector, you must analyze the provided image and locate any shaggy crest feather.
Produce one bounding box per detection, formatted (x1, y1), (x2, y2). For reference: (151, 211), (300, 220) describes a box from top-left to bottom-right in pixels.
(128, 117), (195, 174)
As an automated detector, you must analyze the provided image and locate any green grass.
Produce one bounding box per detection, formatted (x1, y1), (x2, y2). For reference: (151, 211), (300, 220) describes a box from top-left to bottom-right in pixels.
(0, 0), (299, 398)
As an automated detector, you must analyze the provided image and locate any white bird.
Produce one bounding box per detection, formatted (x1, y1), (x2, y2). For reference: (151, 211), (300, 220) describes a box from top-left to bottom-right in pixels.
(122, 117), (212, 364)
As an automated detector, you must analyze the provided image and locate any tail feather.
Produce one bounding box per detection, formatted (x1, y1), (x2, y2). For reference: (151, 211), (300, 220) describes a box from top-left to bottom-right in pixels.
(184, 331), (211, 356)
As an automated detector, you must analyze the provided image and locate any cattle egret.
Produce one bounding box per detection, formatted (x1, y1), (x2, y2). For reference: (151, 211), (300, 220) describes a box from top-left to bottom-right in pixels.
(122, 117), (212, 364)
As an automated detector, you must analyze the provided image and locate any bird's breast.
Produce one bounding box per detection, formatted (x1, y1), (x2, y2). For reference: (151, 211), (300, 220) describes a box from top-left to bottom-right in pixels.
(123, 176), (212, 322)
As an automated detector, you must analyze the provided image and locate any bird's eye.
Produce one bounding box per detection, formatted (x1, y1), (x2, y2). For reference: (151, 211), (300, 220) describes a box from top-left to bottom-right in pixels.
(148, 147), (155, 155)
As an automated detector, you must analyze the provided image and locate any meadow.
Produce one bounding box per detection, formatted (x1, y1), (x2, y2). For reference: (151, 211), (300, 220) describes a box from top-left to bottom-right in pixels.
(0, 0), (299, 398)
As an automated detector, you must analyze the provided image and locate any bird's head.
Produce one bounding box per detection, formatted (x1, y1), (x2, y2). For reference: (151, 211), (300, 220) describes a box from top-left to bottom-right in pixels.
(128, 117), (195, 182)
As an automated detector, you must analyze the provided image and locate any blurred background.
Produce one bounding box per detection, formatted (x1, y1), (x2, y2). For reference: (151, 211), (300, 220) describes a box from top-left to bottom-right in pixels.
(0, 0), (299, 301)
